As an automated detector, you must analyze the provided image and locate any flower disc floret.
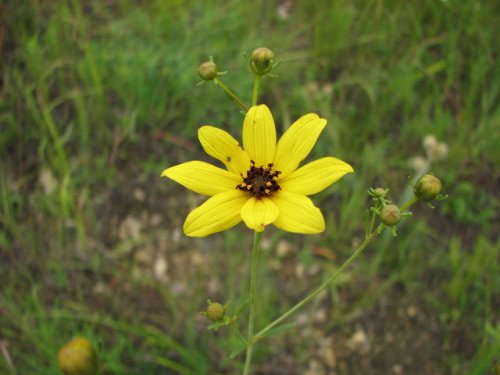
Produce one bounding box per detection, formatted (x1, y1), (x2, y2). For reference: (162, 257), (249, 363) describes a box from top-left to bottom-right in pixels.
(237, 161), (281, 198)
(161, 105), (354, 237)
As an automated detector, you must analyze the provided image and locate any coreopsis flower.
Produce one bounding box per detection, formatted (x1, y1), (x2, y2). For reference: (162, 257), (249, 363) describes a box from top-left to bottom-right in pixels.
(162, 105), (353, 237)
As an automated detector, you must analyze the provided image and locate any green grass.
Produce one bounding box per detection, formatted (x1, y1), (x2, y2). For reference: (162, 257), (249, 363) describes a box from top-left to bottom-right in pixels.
(1, 0), (499, 374)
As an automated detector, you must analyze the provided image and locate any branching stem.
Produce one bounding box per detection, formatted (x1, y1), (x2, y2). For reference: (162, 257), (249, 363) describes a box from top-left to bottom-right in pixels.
(251, 233), (375, 344)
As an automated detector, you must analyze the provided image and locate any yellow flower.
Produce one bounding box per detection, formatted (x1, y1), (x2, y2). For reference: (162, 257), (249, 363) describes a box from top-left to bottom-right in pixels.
(162, 105), (353, 237)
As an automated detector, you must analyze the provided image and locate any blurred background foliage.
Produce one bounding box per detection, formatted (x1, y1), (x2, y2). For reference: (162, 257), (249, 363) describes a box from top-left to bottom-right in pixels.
(0, 0), (499, 374)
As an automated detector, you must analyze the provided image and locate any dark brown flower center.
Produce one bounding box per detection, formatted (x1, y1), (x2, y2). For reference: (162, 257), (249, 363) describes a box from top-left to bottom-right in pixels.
(236, 160), (281, 198)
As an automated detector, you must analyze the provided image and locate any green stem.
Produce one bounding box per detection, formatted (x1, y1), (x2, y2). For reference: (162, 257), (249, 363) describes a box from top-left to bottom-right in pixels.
(400, 195), (418, 212)
(213, 77), (249, 111)
(252, 75), (261, 106)
(243, 231), (263, 375)
(252, 234), (375, 344)
(367, 200), (381, 237)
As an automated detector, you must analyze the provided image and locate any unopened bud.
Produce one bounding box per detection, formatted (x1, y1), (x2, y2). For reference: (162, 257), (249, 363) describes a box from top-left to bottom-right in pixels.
(206, 302), (225, 322)
(57, 337), (99, 375)
(373, 188), (388, 198)
(198, 61), (218, 81)
(250, 47), (275, 75)
(380, 204), (401, 226)
(414, 174), (442, 201)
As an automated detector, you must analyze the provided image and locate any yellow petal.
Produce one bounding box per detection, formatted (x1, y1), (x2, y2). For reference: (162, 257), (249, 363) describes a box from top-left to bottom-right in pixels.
(243, 105), (276, 167)
(161, 161), (241, 196)
(198, 126), (251, 175)
(240, 197), (279, 232)
(273, 113), (327, 178)
(183, 190), (248, 237)
(271, 191), (325, 233)
(280, 157), (354, 195)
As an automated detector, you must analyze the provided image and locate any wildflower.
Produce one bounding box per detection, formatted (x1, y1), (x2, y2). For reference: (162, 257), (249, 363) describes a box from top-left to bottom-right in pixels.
(162, 105), (353, 237)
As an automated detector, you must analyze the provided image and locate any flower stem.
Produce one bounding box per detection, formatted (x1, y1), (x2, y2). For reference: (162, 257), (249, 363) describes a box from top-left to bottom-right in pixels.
(252, 233), (375, 344)
(252, 74), (261, 106)
(367, 201), (381, 237)
(213, 77), (249, 111)
(400, 195), (418, 212)
(243, 231), (263, 375)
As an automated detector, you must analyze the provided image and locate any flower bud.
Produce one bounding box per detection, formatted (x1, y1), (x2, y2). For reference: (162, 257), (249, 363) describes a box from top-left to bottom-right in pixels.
(414, 174), (442, 201)
(373, 188), (388, 199)
(206, 302), (225, 322)
(380, 204), (401, 226)
(198, 61), (218, 81)
(250, 47), (275, 75)
(57, 337), (99, 375)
